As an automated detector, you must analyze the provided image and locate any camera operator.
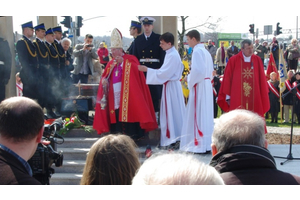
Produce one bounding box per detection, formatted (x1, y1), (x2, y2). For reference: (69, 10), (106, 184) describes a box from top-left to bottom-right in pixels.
(72, 34), (99, 84)
(0, 96), (44, 185)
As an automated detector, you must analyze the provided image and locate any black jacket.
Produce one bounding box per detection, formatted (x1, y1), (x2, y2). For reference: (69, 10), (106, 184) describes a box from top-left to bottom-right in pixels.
(16, 36), (39, 99)
(0, 149), (41, 185)
(0, 37), (12, 84)
(209, 145), (300, 185)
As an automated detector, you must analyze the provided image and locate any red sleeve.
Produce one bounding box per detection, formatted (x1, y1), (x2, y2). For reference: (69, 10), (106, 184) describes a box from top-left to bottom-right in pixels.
(217, 58), (234, 112)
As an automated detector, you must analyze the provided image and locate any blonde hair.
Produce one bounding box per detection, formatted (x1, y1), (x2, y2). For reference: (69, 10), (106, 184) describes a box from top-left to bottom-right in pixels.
(80, 134), (140, 185)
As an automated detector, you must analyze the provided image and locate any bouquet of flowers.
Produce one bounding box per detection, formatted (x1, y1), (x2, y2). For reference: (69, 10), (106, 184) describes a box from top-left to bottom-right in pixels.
(58, 113), (94, 135)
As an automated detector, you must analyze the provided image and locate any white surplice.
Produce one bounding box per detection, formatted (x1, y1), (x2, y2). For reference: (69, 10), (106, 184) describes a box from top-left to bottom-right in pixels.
(146, 46), (185, 147)
(179, 43), (214, 153)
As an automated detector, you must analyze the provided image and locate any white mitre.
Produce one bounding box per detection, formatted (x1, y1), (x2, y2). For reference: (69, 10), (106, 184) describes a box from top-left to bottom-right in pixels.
(110, 28), (123, 49)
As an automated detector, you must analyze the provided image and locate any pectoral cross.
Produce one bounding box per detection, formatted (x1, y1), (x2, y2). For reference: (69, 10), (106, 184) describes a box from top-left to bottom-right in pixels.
(115, 69), (119, 77)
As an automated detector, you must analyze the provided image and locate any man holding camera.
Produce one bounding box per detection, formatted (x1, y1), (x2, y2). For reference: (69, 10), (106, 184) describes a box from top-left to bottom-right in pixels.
(0, 97), (44, 185)
(72, 34), (98, 84)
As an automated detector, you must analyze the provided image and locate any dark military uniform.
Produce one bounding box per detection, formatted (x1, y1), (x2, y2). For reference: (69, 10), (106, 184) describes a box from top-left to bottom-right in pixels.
(126, 39), (135, 55)
(0, 37), (12, 102)
(45, 36), (61, 112)
(33, 37), (49, 108)
(16, 35), (39, 100)
(132, 32), (165, 112)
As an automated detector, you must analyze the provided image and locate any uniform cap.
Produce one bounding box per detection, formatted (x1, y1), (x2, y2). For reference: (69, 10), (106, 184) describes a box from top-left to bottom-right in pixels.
(52, 26), (62, 32)
(140, 17), (156, 25)
(21, 21), (34, 29)
(45, 28), (54, 35)
(34, 23), (46, 31)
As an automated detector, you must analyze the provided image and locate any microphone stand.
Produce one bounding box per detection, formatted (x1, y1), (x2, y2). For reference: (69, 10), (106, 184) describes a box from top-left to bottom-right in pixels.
(274, 82), (300, 165)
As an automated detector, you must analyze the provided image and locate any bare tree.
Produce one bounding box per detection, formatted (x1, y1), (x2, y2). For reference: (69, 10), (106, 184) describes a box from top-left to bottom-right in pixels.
(177, 16), (224, 58)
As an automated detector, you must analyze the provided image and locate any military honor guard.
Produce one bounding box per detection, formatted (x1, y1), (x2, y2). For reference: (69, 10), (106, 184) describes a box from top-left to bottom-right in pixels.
(0, 35), (12, 102)
(16, 21), (39, 101)
(33, 23), (49, 109)
(126, 20), (142, 55)
(132, 17), (166, 122)
(44, 28), (61, 118)
(52, 26), (67, 115)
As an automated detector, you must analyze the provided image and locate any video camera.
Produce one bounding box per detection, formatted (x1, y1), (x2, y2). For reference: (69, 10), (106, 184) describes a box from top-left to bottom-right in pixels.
(28, 119), (64, 185)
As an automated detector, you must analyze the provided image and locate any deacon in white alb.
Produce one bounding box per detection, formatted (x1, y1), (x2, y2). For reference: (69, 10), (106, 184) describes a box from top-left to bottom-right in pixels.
(179, 30), (214, 153)
(138, 32), (185, 148)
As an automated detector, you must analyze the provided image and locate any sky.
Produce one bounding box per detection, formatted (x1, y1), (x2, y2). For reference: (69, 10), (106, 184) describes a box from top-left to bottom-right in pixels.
(11, 15), (299, 40)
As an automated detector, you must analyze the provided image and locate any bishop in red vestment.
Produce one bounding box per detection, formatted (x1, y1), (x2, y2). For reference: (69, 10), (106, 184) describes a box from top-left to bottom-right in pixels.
(93, 28), (157, 139)
(217, 39), (270, 124)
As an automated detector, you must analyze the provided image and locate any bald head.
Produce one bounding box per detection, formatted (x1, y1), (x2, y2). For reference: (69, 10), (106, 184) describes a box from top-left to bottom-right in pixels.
(212, 109), (266, 153)
(0, 97), (44, 142)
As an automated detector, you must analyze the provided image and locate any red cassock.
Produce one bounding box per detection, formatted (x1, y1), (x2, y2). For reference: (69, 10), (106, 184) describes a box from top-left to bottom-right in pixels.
(93, 54), (158, 134)
(217, 51), (270, 119)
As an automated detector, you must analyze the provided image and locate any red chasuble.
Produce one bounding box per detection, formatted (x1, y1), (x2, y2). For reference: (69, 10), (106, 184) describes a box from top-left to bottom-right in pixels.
(217, 51), (270, 118)
(93, 54), (157, 134)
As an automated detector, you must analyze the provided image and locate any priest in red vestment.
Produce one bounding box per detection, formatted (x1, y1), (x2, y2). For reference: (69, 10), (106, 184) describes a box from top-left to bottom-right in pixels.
(93, 28), (157, 139)
(217, 39), (270, 126)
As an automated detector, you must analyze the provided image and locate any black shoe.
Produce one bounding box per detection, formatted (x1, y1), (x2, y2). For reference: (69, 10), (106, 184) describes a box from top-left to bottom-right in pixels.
(270, 121), (274, 123)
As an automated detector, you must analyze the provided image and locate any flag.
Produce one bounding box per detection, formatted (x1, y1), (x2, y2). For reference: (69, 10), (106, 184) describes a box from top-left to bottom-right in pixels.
(181, 58), (190, 102)
(279, 48), (288, 93)
(266, 52), (279, 81)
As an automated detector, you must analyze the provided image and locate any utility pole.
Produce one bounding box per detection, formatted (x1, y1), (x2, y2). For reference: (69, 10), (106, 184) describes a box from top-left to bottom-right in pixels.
(297, 16), (298, 40)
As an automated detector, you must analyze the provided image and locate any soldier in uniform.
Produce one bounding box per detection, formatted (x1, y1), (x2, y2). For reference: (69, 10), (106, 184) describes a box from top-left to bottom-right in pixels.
(16, 21), (39, 101)
(126, 20), (142, 55)
(33, 23), (49, 110)
(132, 17), (165, 122)
(44, 28), (61, 118)
(0, 35), (12, 102)
(52, 26), (67, 115)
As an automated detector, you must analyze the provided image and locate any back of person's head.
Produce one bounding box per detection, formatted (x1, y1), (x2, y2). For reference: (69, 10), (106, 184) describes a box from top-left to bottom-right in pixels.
(0, 97), (44, 143)
(212, 109), (265, 153)
(160, 32), (174, 46)
(80, 134), (140, 185)
(185, 30), (201, 42)
(132, 152), (224, 185)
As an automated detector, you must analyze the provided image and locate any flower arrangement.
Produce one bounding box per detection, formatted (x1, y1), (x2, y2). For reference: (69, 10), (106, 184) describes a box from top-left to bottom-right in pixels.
(58, 113), (94, 135)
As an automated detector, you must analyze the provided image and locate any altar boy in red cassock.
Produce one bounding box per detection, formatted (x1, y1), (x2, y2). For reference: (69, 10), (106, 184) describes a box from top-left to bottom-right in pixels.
(217, 39), (270, 132)
(93, 28), (157, 140)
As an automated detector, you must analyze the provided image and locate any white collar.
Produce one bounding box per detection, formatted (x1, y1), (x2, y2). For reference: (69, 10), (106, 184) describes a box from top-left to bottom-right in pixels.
(144, 32), (152, 39)
(242, 53), (252, 62)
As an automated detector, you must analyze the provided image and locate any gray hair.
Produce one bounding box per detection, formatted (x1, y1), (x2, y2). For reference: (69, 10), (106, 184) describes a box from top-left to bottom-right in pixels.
(212, 109), (265, 153)
(61, 37), (72, 46)
(241, 39), (252, 49)
(132, 152), (224, 185)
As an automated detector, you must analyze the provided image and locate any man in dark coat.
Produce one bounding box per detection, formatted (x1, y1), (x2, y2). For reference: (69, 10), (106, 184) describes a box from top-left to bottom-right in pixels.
(0, 97), (44, 185)
(16, 21), (39, 100)
(212, 70), (221, 118)
(132, 17), (165, 122)
(0, 36), (12, 102)
(126, 20), (142, 55)
(210, 109), (300, 185)
(226, 40), (239, 59)
(44, 28), (61, 118)
(33, 23), (49, 109)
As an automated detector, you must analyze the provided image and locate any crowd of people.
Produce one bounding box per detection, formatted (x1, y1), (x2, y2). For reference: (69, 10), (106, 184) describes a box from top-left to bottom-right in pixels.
(1, 16), (300, 186)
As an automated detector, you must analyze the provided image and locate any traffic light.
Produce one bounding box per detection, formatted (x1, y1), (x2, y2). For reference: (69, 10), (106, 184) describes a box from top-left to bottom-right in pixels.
(276, 22), (282, 35)
(249, 24), (254, 34)
(76, 28), (80, 36)
(60, 16), (72, 28)
(77, 16), (83, 28)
